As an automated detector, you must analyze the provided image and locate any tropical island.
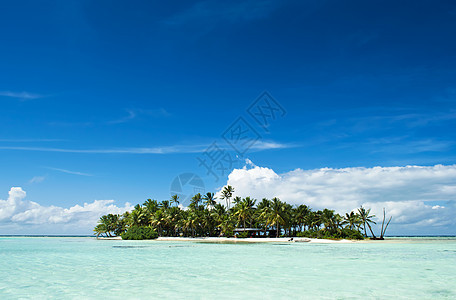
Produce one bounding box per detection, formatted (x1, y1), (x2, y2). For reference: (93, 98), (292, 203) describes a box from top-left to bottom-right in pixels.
(94, 186), (391, 241)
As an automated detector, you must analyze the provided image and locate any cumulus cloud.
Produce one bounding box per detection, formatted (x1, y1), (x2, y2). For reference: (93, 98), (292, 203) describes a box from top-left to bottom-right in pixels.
(0, 187), (133, 234)
(217, 161), (456, 235)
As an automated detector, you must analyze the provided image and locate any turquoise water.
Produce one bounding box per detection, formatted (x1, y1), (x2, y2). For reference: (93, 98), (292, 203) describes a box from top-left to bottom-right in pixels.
(1, 237), (456, 299)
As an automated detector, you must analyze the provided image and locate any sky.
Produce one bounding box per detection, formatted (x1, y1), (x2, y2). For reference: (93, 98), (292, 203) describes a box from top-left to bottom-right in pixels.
(1, 0), (456, 235)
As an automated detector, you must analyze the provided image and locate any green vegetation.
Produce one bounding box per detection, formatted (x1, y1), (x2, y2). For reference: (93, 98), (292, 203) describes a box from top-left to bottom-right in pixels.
(297, 228), (364, 240)
(121, 226), (158, 240)
(94, 185), (389, 240)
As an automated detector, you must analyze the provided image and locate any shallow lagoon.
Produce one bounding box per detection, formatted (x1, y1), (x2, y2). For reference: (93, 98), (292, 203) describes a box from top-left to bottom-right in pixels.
(1, 237), (455, 299)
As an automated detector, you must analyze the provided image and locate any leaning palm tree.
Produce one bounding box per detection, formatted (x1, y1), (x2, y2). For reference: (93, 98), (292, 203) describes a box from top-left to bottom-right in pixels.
(93, 221), (108, 237)
(94, 214), (120, 237)
(358, 206), (376, 238)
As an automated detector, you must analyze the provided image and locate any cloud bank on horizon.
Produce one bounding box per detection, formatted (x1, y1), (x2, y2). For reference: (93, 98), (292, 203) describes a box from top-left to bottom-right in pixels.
(218, 160), (456, 235)
(0, 187), (133, 235)
(1, 161), (456, 235)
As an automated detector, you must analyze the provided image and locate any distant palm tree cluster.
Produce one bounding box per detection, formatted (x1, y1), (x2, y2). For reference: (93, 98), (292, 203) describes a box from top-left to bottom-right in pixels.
(94, 186), (390, 240)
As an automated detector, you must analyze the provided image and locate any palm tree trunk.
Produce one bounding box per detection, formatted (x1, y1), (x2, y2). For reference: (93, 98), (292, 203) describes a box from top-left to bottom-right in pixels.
(366, 222), (376, 238)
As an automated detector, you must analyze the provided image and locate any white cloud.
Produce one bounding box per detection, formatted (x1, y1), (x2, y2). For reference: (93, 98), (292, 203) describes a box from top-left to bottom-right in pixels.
(29, 176), (45, 184)
(217, 161), (456, 235)
(0, 139), (64, 142)
(0, 91), (43, 100)
(47, 167), (92, 177)
(250, 140), (294, 151)
(0, 187), (133, 234)
(0, 140), (292, 154)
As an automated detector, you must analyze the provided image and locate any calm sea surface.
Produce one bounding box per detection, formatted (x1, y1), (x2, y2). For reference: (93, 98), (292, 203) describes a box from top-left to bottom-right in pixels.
(1, 237), (455, 299)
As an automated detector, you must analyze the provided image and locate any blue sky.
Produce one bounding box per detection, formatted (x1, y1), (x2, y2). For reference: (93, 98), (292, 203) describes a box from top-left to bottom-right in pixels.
(1, 0), (456, 234)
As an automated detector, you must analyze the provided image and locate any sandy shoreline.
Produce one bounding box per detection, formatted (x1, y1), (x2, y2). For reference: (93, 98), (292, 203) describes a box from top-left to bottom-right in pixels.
(97, 236), (365, 243)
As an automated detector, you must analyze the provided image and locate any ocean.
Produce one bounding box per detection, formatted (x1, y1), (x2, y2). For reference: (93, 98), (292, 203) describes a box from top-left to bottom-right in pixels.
(1, 237), (455, 299)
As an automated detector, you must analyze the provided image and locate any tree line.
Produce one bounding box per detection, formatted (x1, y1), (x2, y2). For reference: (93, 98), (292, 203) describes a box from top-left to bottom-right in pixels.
(94, 186), (391, 240)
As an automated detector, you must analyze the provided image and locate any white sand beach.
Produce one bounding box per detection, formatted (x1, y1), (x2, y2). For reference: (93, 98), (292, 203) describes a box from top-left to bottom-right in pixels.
(97, 236), (364, 243)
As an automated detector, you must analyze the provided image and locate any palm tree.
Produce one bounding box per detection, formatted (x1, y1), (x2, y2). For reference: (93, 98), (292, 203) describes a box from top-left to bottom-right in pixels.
(94, 214), (120, 237)
(233, 200), (247, 228)
(189, 193), (203, 210)
(166, 206), (182, 236)
(113, 215), (127, 236)
(129, 204), (150, 227)
(344, 211), (361, 231)
(219, 216), (235, 237)
(305, 210), (322, 230)
(220, 185), (234, 209)
(358, 206), (376, 238)
(150, 210), (167, 236)
(282, 203), (294, 236)
(203, 192), (217, 210)
(295, 204), (310, 232)
(321, 209), (336, 231)
(93, 218), (109, 237)
(96, 191), (381, 240)
(170, 194), (180, 207)
(201, 209), (215, 236)
(333, 213), (344, 232)
(257, 198), (271, 210)
(160, 200), (171, 210)
(232, 196), (242, 206)
(260, 197), (286, 237)
(211, 203), (227, 221)
(184, 211), (199, 237)
(143, 199), (159, 215)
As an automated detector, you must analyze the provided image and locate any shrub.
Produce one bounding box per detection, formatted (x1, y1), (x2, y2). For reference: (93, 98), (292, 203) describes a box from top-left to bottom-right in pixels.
(236, 231), (249, 238)
(338, 228), (364, 240)
(121, 226), (158, 240)
(296, 228), (364, 240)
